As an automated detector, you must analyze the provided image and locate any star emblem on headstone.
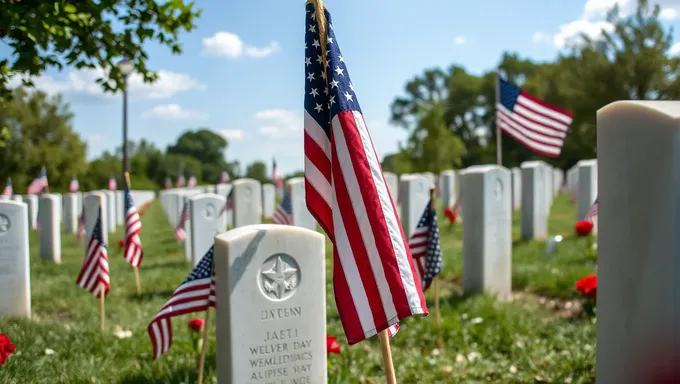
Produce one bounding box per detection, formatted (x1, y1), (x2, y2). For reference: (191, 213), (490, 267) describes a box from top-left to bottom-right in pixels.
(206, 203), (216, 218)
(261, 256), (298, 299)
(0, 214), (9, 234)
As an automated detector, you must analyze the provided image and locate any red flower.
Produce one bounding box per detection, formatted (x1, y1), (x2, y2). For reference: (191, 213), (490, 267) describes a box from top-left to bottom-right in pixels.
(575, 220), (594, 236)
(188, 318), (204, 333)
(575, 274), (597, 298)
(117, 239), (124, 248)
(0, 334), (16, 364)
(443, 207), (457, 224)
(326, 335), (341, 355)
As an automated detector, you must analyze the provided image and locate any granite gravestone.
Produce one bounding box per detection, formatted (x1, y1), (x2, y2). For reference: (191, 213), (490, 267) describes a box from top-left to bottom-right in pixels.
(262, 184), (276, 219)
(38, 194), (61, 263)
(399, 175), (430, 238)
(383, 172), (399, 208)
(84, 192), (108, 246)
(287, 178), (316, 231)
(0, 201), (31, 319)
(214, 224), (327, 384)
(63, 193), (79, 233)
(189, 193), (227, 267)
(22, 195), (38, 230)
(233, 179), (262, 228)
(520, 161), (548, 240)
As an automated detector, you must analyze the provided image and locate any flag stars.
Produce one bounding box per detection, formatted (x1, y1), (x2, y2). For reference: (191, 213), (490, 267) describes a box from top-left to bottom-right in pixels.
(307, 72), (315, 82)
(339, 55), (344, 62)
(310, 88), (319, 97)
(330, 79), (339, 88)
(305, 57), (312, 66)
(316, 55), (324, 64)
(327, 37), (333, 45)
(324, 87), (329, 96)
(309, 24), (317, 33)
(349, 82), (354, 91)
(314, 103), (324, 113)
(334, 66), (344, 76)
(344, 91), (353, 102)
(312, 39), (320, 49)
(329, 95), (336, 106)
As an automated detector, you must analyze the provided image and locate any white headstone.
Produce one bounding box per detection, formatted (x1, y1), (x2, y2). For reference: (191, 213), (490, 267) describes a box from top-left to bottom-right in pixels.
(511, 167), (521, 211)
(399, 175), (430, 238)
(520, 161), (548, 240)
(38, 194), (61, 263)
(543, 164), (553, 213)
(232, 179), (262, 228)
(287, 177), (316, 230)
(577, 159), (598, 221)
(262, 184), (276, 219)
(115, 191), (124, 225)
(84, 192), (108, 246)
(11, 195), (22, 203)
(189, 193), (227, 267)
(63, 193), (79, 233)
(553, 168), (564, 193)
(22, 195), (38, 230)
(460, 165), (512, 298)
(53, 193), (62, 224)
(438, 170), (456, 207)
(595, 101), (680, 382)
(0, 200), (31, 319)
(383, 172), (399, 207)
(214, 224), (327, 384)
(103, 190), (117, 232)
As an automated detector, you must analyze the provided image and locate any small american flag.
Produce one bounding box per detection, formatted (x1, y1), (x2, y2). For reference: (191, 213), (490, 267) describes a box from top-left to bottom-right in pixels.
(218, 189), (234, 217)
(108, 175), (117, 191)
(2, 178), (12, 196)
(176, 173), (186, 188)
(272, 188), (293, 225)
(27, 167), (48, 194)
(303, 3), (427, 344)
(75, 207), (110, 298)
(164, 177), (172, 190)
(219, 170), (230, 184)
(123, 188), (144, 267)
(408, 199), (442, 291)
(175, 201), (189, 241)
(496, 77), (574, 158)
(76, 206), (86, 243)
(187, 173), (197, 188)
(69, 176), (80, 193)
(584, 196), (598, 223)
(272, 159), (283, 189)
(148, 246), (216, 359)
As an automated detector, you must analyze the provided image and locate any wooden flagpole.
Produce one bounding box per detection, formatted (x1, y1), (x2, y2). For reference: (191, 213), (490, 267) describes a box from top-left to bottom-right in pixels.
(429, 186), (442, 347)
(378, 330), (397, 384)
(99, 282), (106, 332)
(495, 70), (503, 165)
(124, 172), (142, 295)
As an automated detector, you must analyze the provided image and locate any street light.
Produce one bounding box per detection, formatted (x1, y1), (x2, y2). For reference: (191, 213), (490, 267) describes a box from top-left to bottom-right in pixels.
(117, 58), (134, 185)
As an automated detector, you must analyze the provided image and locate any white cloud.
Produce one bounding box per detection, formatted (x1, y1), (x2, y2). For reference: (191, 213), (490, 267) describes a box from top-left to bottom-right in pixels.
(454, 36), (466, 46)
(8, 68), (204, 100)
(670, 42), (680, 55)
(216, 129), (245, 141)
(254, 109), (302, 137)
(141, 104), (208, 120)
(203, 32), (280, 58)
(660, 7), (678, 19)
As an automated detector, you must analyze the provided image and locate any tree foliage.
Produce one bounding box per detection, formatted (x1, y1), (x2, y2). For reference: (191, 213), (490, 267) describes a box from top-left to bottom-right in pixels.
(245, 161), (270, 185)
(386, 0), (680, 173)
(0, 0), (201, 101)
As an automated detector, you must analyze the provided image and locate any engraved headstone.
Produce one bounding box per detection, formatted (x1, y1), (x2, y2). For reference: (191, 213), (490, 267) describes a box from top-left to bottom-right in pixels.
(262, 184), (276, 219)
(84, 192), (108, 246)
(22, 195), (38, 229)
(287, 177), (316, 230)
(115, 191), (124, 225)
(399, 175), (430, 238)
(383, 172), (399, 207)
(232, 178), (262, 228)
(460, 165), (512, 298)
(0, 201), (31, 319)
(214, 224), (327, 384)
(103, 190), (117, 232)
(511, 167), (521, 211)
(438, 170), (456, 207)
(63, 193), (79, 233)
(189, 193), (226, 267)
(520, 161), (548, 240)
(182, 191), (202, 263)
(38, 194), (61, 263)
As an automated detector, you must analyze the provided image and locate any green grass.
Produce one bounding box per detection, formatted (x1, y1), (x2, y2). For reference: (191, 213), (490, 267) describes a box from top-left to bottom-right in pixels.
(0, 194), (597, 383)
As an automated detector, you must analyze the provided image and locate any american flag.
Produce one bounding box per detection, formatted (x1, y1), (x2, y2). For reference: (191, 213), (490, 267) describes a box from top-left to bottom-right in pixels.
(496, 77), (574, 158)
(175, 201), (189, 241)
(108, 175), (117, 191)
(27, 167), (48, 194)
(187, 173), (197, 188)
(148, 246), (216, 359)
(75, 207), (110, 298)
(123, 188), (144, 267)
(164, 177), (172, 190)
(2, 178), (12, 196)
(272, 158), (283, 189)
(218, 188), (234, 217)
(584, 196), (598, 222)
(408, 200), (442, 291)
(219, 170), (230, 184)
(76, 206), (86, 243)
(272, 188), (293, 225)
(303, 3), (427, 344)
(69, 176), (80, 192)
(176, 173), (186, 188)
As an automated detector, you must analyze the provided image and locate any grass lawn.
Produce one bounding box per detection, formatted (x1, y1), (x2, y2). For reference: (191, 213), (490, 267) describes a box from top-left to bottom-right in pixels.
(0, 193), (597, 383)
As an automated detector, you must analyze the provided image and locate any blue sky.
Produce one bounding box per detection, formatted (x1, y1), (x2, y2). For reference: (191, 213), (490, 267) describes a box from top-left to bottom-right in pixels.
(7, 0), (680, 177)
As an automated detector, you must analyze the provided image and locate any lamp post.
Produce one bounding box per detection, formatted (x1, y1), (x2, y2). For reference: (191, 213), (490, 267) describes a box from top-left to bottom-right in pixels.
(117, 58), (134, 184)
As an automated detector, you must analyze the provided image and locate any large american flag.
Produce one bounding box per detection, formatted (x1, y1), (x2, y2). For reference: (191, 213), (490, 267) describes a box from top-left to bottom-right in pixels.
(408, 199), (442, 291)
(272, 158), (283, 189)
(303, 2), (427, 344)
(108, 175), (117, 191)
(176, 173), (186, 188)
(69, 176), (80, 193)
(2, 178), (12, 196)
(187, 174), (197, 188)
(123, 188), (144, 267)
(496, 77), (574, 158)
(164, 177), (172, 190)
(272, 188), (293, 225)
(27, 167), (48, 194)
(219, 170), (230, 184)
(75, 208), (110, 298)
(584, 196), (598, 223)
(175, 201), (189, 241)
(148, 246), (216, 359)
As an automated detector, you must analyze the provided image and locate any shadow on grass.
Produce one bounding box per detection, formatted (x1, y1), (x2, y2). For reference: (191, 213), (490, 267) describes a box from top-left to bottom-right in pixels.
(120, 353), (217, 384)
(129, 290), (177, 302)
(442, 291), (475, 309)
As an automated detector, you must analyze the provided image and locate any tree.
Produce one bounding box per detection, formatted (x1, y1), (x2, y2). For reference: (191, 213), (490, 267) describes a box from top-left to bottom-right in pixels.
(245, 161), (270, 184)
(0, 87), (87, 191)
(167, 129), (229, 167)
(0, 0), (201, 101)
